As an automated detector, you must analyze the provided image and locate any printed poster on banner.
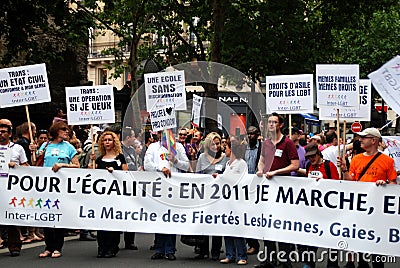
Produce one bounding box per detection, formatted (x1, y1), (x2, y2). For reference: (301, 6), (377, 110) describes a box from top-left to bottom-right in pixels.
(149, 105), (176, 132)
(0, 63), (51, 108)
(145, 70), (186, 111)
(316, 64), (359, 109)
(368, 55), (400, 115)
(2, 166), (400, 257)
(319, 79), (371, 121)
(191, 94), (203, 128)
(65, 85), (115, 125)
(266, 74), (314, 114)
(0, 147), (11, 177)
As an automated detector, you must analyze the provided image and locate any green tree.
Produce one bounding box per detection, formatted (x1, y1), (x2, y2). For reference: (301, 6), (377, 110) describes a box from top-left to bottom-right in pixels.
(0, 0), (91, 65)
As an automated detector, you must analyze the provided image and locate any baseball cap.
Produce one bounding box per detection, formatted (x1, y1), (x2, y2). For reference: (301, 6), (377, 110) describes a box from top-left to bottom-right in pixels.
(305, 143), (319, 157)
(291, 127), (301, 134)
(311, 135), (321, 141)
(356, 128), (381, 138)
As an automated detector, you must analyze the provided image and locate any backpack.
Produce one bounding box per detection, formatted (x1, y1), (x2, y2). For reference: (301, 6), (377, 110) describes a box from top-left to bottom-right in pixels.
(306, 160), (331, 179)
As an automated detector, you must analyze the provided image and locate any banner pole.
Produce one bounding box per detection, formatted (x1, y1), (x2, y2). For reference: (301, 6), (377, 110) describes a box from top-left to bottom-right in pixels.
(336, 109), (341, 174)
(90, 125), (95, 168)
(25, 105), (36, 162)
(166, 129), (172, 168)
(289, 114), (292, 137)
(342, 120), (347, 159)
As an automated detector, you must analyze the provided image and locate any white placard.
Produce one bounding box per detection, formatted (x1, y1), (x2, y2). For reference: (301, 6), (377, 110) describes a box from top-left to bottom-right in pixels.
(191, 94), (203, 128)
(382, 136), (400, 171)
(368, 55), (400, 115)
(65, 85), (115, 125)
(0, 147), (11, 176)
(217, 114), (222, 130)
(266, 74), (314, 114)
(319, 79), (371, 121)
(145, 70), (186, 111)
(2, 166), (400, 257)
(149, 105), (176, 131)
(316, 64), (359, 108)
(0, 63), (51, 108)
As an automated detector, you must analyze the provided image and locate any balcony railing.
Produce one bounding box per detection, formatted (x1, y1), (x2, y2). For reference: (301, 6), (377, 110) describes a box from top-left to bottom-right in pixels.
(89, 42), (130, 58)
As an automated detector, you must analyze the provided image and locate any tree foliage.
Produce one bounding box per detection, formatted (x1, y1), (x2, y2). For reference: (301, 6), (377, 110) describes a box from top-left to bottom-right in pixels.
(0, 0), (92, 65)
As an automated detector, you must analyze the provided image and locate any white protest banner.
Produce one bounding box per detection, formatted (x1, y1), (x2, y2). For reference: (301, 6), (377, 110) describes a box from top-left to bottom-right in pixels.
(266, 74), (314, 114)
(65, 85), (115, 125)
(319, 79), (371, 121)
(0, 147), (11, 177)
(149, 105), (176, 131)
(191, 94), (203, 128)
(316, 64), (359, 108)
(368, 55), (400, 115)
(2, 166), (400, 257)
(145, 70), (186, 111)
(0, 63), (50, 108)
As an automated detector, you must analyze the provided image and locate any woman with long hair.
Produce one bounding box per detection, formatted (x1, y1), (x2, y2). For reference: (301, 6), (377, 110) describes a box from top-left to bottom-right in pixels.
(89, 131), (128, 258)
(38, 122), (79, 258)
(194, 132), (228, 260)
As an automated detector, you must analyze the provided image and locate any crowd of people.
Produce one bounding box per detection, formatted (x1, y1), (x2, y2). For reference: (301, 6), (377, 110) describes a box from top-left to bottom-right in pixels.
(0, 110), (398, 267)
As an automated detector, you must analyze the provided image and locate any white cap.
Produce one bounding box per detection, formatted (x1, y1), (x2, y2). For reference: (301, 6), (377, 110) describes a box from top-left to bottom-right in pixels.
(356, 128), (381, 138)
(311, 135), (321, 141)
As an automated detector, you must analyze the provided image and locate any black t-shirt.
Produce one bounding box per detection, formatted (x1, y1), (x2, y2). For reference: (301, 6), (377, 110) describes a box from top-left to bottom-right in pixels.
(16, 137), (32, 165)
(95, 153), (126, 170)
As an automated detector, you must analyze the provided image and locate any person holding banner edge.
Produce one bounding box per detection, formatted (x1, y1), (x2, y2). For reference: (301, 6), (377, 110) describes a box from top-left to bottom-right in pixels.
(256, 113), (299, 268)
(0, 120), (29, 257)
(217, 138), (248, 265)
(144, 129), (190, 260)
(38, 121), (79, 259)
(194, 132), (228, 261)
(88, 131), (128, 258)
(337, 127), (396, 268)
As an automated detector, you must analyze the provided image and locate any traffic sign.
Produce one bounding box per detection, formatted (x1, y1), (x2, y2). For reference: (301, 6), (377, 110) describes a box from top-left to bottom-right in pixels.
(351, 122), (362, 133)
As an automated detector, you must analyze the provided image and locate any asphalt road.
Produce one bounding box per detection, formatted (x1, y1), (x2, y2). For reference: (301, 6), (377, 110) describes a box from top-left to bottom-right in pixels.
(0, 232), (398, 267)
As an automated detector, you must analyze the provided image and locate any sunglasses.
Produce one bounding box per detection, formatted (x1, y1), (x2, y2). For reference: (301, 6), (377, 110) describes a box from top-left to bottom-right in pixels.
(60, 127), (70, 131)
(0, 130), (8, 134)
(179, 133), (187, 136)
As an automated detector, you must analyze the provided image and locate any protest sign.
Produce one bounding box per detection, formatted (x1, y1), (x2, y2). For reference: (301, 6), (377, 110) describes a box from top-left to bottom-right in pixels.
(217, 114), (222, 130)
(382, 136), (400, 171)
(191, 94), (203, 128)
(149, 105), (176, 132)
(319, 79), (371, 121)
(316, 64), (359, 109)
(368, 55), (400, 115)
(266, 74), (314, 114)
(2, 166), (400, 257)
(65, 85), (115, 125)
(0, 63), (50, 108)
(145, 70), (186, 111)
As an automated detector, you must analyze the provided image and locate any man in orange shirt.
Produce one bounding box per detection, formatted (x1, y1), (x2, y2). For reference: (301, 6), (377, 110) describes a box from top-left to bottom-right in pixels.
(338, 127), (396, 268)
(338, 128), (397, 185)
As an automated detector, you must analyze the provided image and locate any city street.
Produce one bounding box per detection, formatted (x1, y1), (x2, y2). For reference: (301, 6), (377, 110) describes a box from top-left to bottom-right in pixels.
(0, 232), (398, 267)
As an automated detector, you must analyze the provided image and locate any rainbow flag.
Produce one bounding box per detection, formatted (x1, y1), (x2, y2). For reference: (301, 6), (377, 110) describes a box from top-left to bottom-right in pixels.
(161, 129), (177, 156)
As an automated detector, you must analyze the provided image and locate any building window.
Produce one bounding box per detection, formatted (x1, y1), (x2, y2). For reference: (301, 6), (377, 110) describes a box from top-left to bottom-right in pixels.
(99, 68), (107, 85)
